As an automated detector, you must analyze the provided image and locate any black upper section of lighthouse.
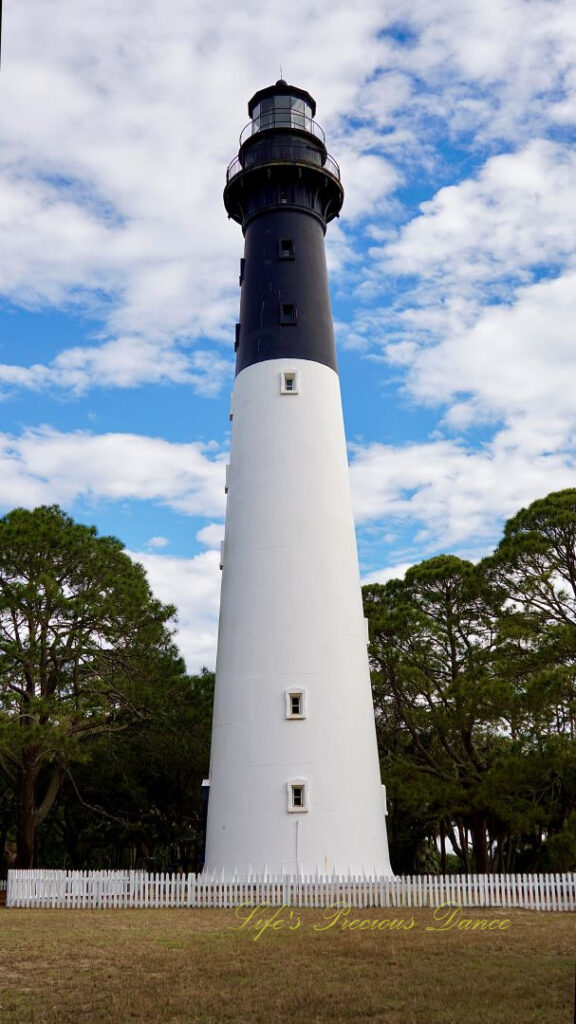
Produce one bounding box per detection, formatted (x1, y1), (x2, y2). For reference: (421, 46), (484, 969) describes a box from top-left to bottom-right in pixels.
(224, 81), (344, 376)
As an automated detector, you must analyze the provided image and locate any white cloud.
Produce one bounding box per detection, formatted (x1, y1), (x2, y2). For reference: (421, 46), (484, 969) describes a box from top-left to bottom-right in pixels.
(343, 139), (576, 477)
(408, 271), (576, 434)
(362, 562), (413, 586)
(129, 548), (221, 672)
(0, 426), (226, 670)
(367, 0), (576, 142)
(0, 420), (573, 671)
(0, 0), (398, 397)
(0, 337), (234, 398)
(381, 141), (576, 299)
(0, 427), (226, 517)
(196, 523), (225, 548)
(332, 149), (401, 223)
(1, 0), (575, 400)
(349, 437), (576, 552)
(1, 0), (576, 662)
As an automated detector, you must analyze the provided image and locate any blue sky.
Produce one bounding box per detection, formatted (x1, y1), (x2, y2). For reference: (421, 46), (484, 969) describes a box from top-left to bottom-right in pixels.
(1, 0), (576, 668)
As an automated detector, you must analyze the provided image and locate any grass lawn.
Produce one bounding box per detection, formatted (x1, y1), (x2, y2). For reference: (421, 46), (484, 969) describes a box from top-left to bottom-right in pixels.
(0, 904), (574, 1023)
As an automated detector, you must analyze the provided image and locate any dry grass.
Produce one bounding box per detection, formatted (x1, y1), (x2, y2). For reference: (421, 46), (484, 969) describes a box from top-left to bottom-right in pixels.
(0, 904), (574, 1023)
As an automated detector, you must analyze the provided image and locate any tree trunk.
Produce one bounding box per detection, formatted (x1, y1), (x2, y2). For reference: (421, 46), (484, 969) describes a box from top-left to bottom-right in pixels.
(15, 763), (38, 868)
(470, 812), (489, 873)
(15, 761), (65, 869)
(456, 819), (470, 873)
(439, 820), (447, 874)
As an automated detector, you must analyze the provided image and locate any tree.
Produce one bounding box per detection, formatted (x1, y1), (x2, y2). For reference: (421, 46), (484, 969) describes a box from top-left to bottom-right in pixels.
(41, 669), (214, 872)
(365, 556), (507, 873)
(481, 489), (576, 869)
(365, 491), (576, 875)
(0, 505), (181, 868)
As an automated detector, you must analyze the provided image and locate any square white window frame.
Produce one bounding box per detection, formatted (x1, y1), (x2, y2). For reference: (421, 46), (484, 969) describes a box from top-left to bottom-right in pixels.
(287, 778), (309, 813)
(280, 369), (299, 395)
(285, 687), (306, 719)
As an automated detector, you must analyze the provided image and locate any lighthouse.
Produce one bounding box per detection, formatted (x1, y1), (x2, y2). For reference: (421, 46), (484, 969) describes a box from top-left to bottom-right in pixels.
(204, 81), (392, 878)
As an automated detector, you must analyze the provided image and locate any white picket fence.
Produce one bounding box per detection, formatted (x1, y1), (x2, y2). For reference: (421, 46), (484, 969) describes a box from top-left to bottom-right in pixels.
(5, 870), (576, 911)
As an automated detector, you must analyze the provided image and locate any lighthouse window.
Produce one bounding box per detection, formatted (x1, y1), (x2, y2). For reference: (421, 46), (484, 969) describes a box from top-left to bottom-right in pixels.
(278, 238), (295, 260)
(280, 370), (299, 394)
(251, 95), (311, 132)
(280, 303), (297, 325)
(285, 687), (306, 717)
(287, 779), (309, 812)
(234, 323), (240, 351)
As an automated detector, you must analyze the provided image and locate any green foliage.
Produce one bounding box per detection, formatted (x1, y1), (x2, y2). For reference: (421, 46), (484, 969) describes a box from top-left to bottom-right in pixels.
(35, 669), (214, 872)
(366, 556), (504, 873)
(0, 505), (183, 867)
(4, 491), (576, 875)
(366, 490), (576, 875)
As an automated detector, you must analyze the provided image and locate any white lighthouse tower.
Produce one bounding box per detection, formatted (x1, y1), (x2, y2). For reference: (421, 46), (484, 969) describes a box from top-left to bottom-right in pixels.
(203, 81), (392, 878)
